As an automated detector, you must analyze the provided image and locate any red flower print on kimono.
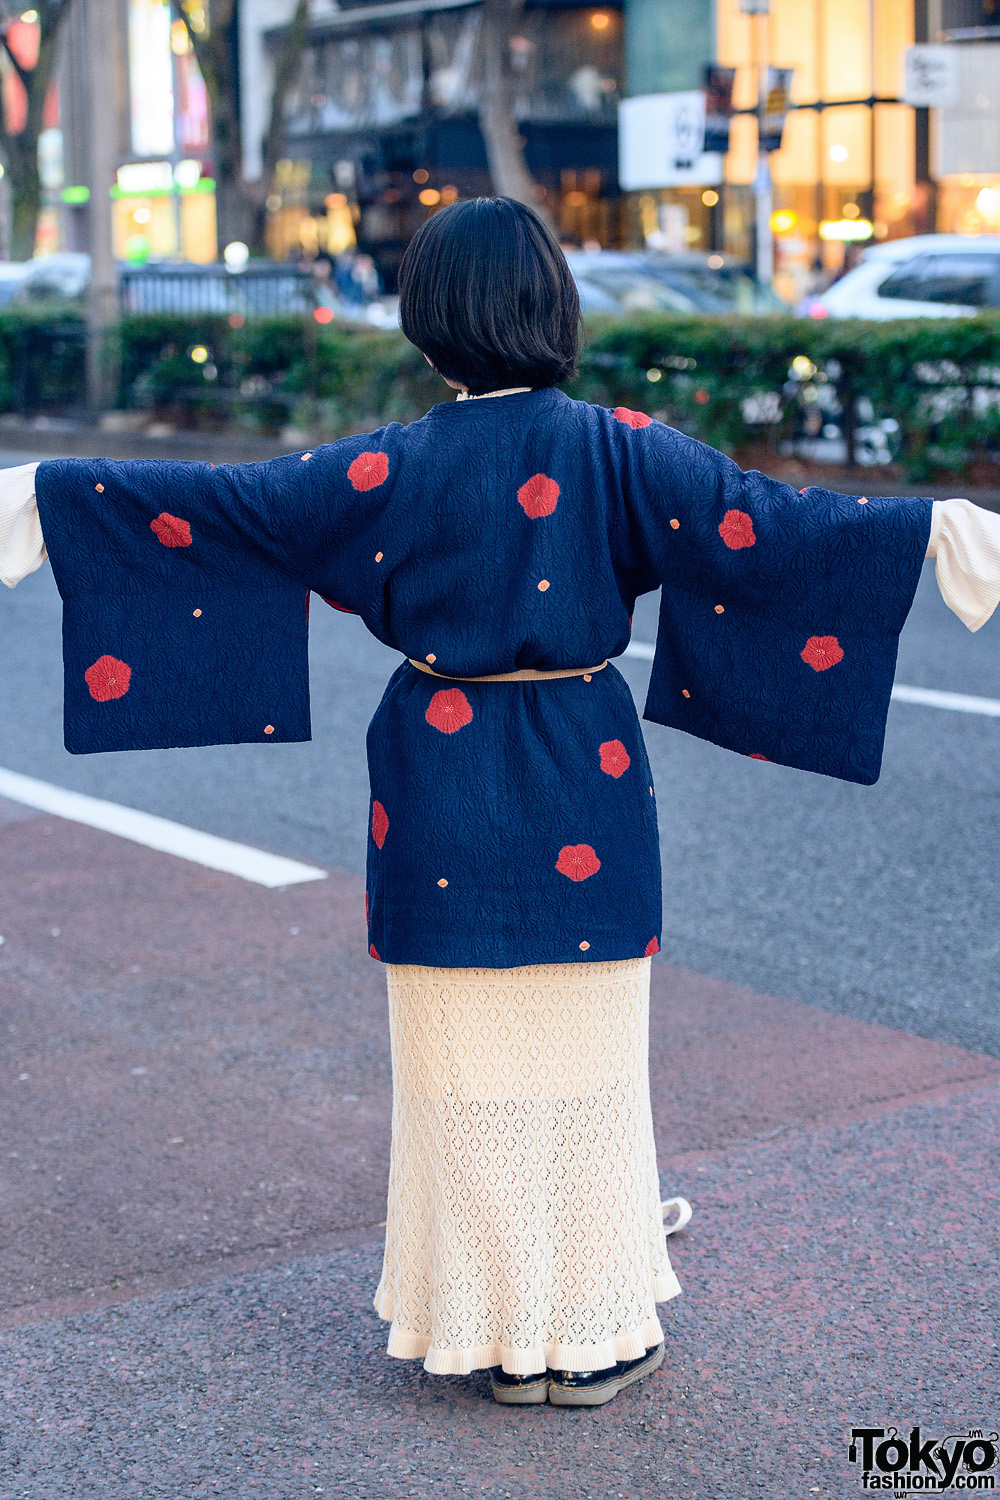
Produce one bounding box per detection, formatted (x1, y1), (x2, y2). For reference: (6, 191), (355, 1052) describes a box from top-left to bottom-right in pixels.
(598, 740), (631, 778)
(371, 801), (388, 848)
(517, 473), (560, 519)
(718, 510), (756, 550)
(747, 753), (770, 761)
(645, 937), (659, 957)
(556, 844), (601, 881)
(348, 451), (389, 491)
(801, 635), (844, 672)
(613, 408), (652, 429)
(150, 513), (192, 547)
(85, 655), (132, 701)
(425, 688), (473, 734)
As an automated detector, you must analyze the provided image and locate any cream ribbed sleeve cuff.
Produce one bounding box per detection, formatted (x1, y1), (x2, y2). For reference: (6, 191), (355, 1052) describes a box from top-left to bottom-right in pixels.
(0, 461), (44, 588)
(926, 498), (1000, 633)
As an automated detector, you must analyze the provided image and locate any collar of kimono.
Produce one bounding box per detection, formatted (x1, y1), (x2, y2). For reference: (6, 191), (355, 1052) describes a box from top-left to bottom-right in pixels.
(455, 386), (532, 401)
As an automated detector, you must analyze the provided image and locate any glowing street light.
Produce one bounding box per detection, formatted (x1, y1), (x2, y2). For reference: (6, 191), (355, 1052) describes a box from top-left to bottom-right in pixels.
(223, 241), (250, 271)
(819, 218), (874, 241)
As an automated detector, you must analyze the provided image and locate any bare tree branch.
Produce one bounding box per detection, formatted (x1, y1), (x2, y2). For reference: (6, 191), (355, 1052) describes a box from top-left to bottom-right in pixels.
(261, 0), (308, 185)
(0, 0), (72, 257)
(172, 1), (222, 110)
(173, 0), (311, 251)
(478, 0), (553, 227)
(0, 35), (33, 95)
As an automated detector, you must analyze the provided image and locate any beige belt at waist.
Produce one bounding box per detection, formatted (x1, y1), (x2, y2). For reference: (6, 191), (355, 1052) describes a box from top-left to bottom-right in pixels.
(408, 658), (608, 683)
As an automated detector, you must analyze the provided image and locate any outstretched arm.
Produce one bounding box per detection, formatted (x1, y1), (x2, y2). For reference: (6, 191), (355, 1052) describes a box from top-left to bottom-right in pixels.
(2, 436), (399, 754)
(610, 413), (995, 784)
(0, 463), (45, 588)
(926, 498), (1000, 633)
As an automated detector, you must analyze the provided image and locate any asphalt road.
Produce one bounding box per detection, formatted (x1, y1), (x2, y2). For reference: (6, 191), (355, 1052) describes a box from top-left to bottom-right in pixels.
(3, 446), (998, 1498)
(1, 451), (997, 1056)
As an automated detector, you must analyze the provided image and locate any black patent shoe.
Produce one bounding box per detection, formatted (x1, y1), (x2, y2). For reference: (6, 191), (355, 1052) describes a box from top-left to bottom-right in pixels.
(489, 1366), (550, 1405)
(548, 1342), (664, 1407)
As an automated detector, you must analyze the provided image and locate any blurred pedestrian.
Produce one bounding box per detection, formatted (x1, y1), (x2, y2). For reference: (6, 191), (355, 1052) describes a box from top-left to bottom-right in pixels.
(334, 250), (380, 309)
(2, 198), (998, 1409)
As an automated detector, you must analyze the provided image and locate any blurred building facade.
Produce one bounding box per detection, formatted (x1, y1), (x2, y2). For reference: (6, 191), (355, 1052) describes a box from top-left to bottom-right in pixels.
(248, 0), (999, 290)
(622, 0), (1000, 301)
(2, 0), (996, 282)
(112, 0), (217, 263)
(247, 0), (623, 286)
(1, 0), (216, 264)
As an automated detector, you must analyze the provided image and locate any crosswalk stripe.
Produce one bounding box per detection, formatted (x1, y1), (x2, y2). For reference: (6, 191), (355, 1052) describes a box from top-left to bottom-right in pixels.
(888, 683), (1000, 717)
(0, 767), (329, 887)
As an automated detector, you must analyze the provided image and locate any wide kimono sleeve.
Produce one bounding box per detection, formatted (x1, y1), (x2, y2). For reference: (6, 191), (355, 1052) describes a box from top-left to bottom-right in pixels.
(34, 439), (396, 755)
(612, 414), (933, 785)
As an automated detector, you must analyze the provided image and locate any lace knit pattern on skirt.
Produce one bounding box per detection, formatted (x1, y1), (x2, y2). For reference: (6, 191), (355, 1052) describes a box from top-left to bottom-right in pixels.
(374, 957), (680, 1376)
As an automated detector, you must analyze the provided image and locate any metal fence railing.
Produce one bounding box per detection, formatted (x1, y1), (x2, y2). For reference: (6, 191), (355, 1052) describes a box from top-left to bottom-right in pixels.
(119, 264), (325, 317)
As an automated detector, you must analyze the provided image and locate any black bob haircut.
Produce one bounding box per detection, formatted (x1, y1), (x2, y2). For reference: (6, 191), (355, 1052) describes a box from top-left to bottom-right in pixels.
(398, 197), (580, 395)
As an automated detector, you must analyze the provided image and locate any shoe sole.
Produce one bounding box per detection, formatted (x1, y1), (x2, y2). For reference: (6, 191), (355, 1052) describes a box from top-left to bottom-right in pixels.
(490, 1377), (550, 1406)
(548, 1343), (665, 1407)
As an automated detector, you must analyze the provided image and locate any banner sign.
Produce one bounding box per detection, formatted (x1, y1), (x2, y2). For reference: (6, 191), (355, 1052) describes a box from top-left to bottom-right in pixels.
(129, 0), (175, 158)
(704, 65), (736, 155)
(760, 66), (794, 153)
(902, 45), (958, 107)
(619, 91), (722, 189)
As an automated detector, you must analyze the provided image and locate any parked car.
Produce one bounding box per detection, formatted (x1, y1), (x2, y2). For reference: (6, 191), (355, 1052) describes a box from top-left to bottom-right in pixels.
(13, 252), (91, 303)
(10, 253), (396, 323)
(0, 261), (29, 305)
(802, 234), (1000, 320)
(566, 250), (787, 316)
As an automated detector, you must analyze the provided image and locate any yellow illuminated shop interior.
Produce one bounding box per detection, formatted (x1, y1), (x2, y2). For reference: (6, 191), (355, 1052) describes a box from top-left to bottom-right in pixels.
(637, 0), (998, 304)
(111, 161), (217, 263)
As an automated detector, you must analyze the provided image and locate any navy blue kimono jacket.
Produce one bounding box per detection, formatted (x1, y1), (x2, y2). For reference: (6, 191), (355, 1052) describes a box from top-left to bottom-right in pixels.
(35, 387), (931, 968)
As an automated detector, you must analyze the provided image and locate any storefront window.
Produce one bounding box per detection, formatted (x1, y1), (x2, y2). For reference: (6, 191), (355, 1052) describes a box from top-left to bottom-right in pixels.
(938, 175), (1000, 234)
(286, 29), (424, 134)
(941, 0), (1000, 36)
(285, 8), (621, 138)
(505, 8), (621, 122)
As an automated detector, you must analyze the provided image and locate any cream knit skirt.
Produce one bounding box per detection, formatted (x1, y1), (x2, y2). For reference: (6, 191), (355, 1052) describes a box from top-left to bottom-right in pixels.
(373, 956), (681, 1376)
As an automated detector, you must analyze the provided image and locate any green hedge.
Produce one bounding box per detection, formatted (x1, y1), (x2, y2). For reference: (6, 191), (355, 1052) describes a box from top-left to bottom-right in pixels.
(2, 307), (999, 482)
(575, 314), (1000, 482)
(0, 307), (91, 415)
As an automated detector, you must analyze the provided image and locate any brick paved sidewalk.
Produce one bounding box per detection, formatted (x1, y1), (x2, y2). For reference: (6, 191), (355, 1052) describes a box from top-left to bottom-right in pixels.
(1, 797), (997, 1498)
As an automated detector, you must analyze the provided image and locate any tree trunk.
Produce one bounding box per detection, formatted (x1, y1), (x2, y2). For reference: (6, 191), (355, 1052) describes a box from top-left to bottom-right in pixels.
(478, 0), (553, 228)
(260, 0), (309, 189)
(5, 134), (42, 261)
(214, 177), (265, 252)
(207, 84), (253, 250)
(177, 0), (309, 256)
(0, 0), (71, 260)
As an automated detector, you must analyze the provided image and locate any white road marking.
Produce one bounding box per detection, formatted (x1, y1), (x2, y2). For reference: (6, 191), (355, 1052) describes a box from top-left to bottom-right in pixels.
(622, 641), (1000, 719)
(0, 767), (328, 887)
(889, 683), (1000, 717)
